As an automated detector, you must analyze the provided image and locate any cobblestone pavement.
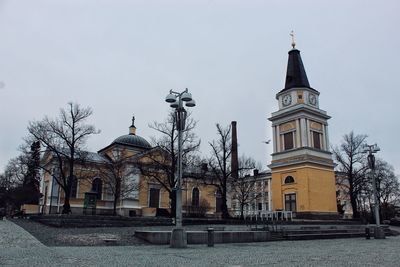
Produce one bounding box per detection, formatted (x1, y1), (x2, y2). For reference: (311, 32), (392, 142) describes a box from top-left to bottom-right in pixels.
(1, 219), (400, 267)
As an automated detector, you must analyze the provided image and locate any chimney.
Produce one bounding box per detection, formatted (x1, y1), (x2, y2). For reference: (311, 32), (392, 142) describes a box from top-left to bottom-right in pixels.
(201, 163), (208, 172)
(253, 169), (259, 176)
(231, 121), (239, 179)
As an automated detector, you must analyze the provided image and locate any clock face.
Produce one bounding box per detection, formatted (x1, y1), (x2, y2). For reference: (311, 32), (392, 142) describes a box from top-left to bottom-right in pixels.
(309, 94), (317, 105)
(282, 94), (292, 106)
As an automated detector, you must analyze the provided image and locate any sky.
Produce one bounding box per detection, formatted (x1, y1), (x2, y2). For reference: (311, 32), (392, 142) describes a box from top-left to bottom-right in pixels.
(0, 0), (399, 174)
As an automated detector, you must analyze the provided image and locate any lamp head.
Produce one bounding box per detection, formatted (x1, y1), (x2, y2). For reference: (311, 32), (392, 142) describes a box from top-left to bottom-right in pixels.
(165, 92), (176, 103)
(185, 99), (196, 107)
(372, 144), (380, 152)
(170, 100), (179, 108)
(181, 91), (192, 102)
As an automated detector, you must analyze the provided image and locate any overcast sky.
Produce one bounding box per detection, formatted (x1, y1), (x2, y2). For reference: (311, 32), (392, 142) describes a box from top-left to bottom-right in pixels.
(0, 0), (399, 174)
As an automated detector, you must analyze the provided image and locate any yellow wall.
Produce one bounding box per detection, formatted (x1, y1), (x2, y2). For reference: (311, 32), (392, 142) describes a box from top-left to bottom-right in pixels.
(271, 164), (337, 213)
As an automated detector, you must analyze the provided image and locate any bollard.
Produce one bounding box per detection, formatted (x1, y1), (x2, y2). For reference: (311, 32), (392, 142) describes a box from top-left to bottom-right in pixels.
(365, 227), (370, 239)
(207, 227), (214, 247)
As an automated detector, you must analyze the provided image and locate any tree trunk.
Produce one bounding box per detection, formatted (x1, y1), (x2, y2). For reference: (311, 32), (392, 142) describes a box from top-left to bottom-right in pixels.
(113, 195), (118, 216)
(240, 203), (244, 220)
(62, 195), (71, 214)
(349, 176), (359, 218)
(221, 193), (230, 219)
(114, 178), (121, 216)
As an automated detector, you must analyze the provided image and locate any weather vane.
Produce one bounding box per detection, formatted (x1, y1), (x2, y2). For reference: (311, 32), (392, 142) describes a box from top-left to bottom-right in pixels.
(290, 30), (296, 49)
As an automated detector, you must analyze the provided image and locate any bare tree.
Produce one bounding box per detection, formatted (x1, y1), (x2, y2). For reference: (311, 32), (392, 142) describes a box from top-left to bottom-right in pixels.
(365, 159), (400, 220)
(98, 148), (140, 215)
(0, 145), (40, 213)
(138, 111), (200, 217)
(332, 131), (368, 218)
(230, 155), (258, 219)
(27, 102), (99, 214)
(2, 156), (28, 187)
(205, 123), (233, 219)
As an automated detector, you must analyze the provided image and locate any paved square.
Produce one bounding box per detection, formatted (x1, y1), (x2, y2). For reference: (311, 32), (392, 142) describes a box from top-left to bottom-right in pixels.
(1, 219), (399, 266)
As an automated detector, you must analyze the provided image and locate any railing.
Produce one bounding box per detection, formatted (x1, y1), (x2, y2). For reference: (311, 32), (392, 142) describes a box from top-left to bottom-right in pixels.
(235, 210), (293, 221)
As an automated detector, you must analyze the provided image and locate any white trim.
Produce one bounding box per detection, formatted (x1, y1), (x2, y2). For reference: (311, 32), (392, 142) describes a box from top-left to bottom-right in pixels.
(322, 125), (326, 150)
(268, 178), (272, 211)
(276, 125), (281, 153)
(307, 119), (311, 146)
(272, 126), (277, 153)
(296, 119), (301, 148)
(300, 118), (307, 147)
(271, 165), (335, 173)
(325, 124), (330, 151)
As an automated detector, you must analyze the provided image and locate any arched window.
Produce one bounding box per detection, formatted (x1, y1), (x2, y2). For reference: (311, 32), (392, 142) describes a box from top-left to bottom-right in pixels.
(92, 178), (102, 200)
(284, 176), (295, 184)
(192, 187), (200, 207)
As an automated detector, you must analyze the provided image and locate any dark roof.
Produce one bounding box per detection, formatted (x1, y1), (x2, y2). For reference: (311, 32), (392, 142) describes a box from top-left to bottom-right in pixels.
(281, 48), (313, 92)
(85, 152), (109, 163)
(112, 134), (151, 149)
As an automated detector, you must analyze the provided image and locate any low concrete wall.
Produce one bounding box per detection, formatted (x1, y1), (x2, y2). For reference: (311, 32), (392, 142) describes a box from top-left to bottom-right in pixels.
(21, 204), (39, 214)
(134, 230), (272, 245)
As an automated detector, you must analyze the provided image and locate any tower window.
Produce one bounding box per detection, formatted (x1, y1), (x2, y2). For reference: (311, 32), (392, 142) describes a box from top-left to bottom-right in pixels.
(284, 176), (295, 184)
(283, 132), (294, 150)
(312, 131), (321, 149)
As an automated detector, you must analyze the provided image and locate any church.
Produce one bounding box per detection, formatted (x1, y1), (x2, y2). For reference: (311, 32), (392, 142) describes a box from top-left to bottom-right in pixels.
(40, 118), (219, 217)
(39, 40), (339, 219)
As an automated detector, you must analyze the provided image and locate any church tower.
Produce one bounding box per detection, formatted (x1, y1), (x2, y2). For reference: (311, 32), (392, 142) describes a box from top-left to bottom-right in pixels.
(268, 39), (337, 218)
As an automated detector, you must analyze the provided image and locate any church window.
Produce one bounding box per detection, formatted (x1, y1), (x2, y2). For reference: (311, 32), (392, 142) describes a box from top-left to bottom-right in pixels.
(192, 187), (200, 207)
(283, 132), (294, 150)
(284, 176), (295, 184)
(312, 131), (321, 149)
(285, 193), (297, 212)
(92, 178), (102, 200)
(149, 188), (160, 208)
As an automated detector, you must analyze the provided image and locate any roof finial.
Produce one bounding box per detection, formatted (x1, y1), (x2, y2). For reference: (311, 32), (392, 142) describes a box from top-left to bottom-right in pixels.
(290, 30), (296, 49)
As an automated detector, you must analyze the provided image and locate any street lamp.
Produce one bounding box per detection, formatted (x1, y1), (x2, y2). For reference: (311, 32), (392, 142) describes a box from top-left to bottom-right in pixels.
(165, 88), (196, 248)
(362, 143), (385, 239)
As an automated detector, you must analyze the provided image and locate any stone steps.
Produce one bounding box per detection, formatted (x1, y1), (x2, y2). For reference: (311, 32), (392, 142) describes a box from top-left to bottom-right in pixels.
(30, 215), (172, 228)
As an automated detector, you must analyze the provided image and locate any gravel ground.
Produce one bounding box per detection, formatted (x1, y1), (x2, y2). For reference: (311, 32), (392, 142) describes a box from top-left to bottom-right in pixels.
(10, 219), (251, 247)
(2, 219), (400, 267)
(11, 219), (148, 246)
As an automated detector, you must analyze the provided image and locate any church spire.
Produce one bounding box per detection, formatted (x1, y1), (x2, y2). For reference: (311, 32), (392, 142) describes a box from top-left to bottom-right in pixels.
(283, 33), (310, 90)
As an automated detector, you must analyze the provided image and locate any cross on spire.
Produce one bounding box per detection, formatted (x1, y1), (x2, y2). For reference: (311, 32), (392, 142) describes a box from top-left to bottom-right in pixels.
(290, 30), (296, 49)
(131, 115), (135, 127)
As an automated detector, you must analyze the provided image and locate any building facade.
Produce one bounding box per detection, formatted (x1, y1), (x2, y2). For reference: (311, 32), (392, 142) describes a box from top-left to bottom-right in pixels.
(39, 118), (222, 217)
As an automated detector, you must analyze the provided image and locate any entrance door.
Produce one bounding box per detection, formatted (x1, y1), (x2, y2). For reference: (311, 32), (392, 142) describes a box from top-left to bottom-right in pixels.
(149, 188), (160, 208)
(285, 193), (297, 212)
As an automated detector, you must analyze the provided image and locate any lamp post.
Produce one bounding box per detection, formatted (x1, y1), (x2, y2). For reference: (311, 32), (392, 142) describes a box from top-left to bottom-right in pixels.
(165, 88), (196, 248)
(362, 143), (385, 239)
